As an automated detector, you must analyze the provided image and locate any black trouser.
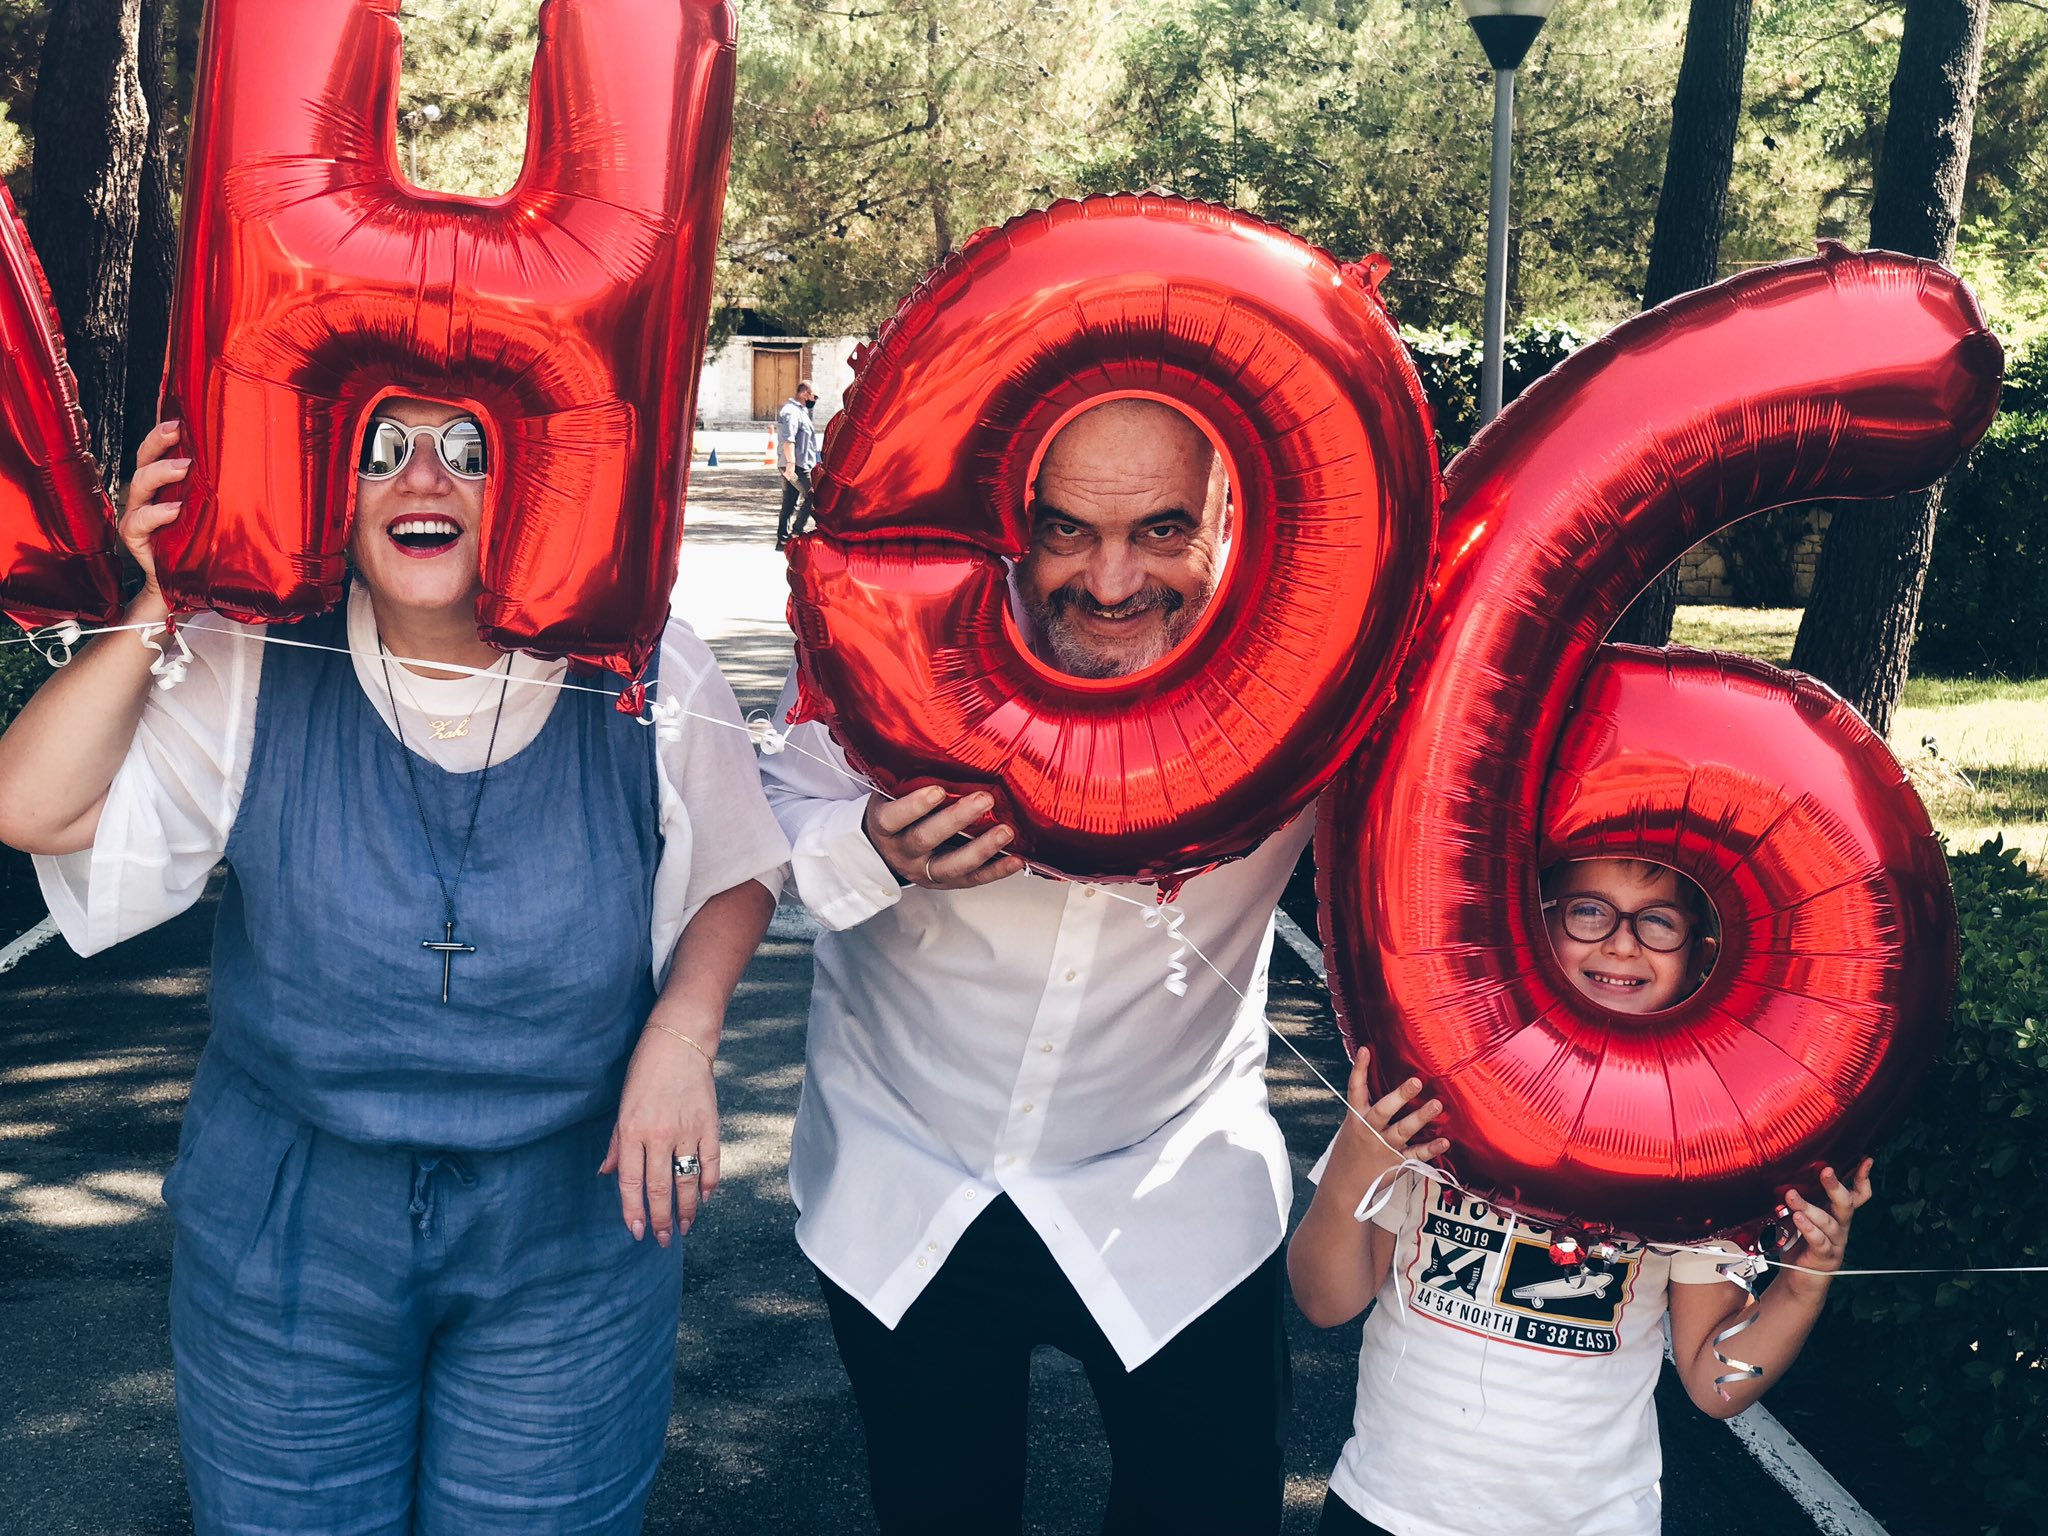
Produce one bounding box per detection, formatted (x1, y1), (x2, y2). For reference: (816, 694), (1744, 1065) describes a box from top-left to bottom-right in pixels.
(816, 1194), (1289, 1535)
(1317, 1490), (1398, 1535)
(777, 465), (813, 544)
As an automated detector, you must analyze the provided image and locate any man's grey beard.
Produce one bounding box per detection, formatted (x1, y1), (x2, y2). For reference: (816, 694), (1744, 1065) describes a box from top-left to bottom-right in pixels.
(1023, 583), (1199, 679)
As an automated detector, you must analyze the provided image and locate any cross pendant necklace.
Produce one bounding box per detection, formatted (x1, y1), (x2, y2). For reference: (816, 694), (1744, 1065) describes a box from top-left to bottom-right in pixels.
(380, 640), (513, 1005)
(422, 916), (477, 1004)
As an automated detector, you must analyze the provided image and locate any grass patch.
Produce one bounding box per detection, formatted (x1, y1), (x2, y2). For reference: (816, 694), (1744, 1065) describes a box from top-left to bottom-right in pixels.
(1667, 605), (1799, 663)
(1671, 605), (2048, 869)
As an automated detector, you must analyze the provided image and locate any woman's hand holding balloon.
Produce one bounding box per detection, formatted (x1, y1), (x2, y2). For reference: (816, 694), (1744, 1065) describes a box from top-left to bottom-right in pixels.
(0, 421), (196, 855)
(120, 419), (188, 621)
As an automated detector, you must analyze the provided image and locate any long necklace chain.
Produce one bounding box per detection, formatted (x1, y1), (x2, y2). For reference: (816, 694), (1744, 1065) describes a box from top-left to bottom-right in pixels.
(379, 639), (513, 999)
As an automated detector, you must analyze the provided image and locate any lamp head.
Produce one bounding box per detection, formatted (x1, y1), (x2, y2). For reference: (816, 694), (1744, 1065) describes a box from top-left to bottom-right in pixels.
(1459, 0), (1555, 70)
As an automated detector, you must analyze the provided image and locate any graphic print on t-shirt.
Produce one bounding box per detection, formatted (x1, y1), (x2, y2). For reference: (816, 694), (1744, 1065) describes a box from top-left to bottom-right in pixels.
(1404, 1184), (1641, 1355)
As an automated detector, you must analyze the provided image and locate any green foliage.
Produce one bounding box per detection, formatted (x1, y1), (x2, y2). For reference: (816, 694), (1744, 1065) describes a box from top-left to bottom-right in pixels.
(0, 624), (42, 734)
(722, 0), (1109, 333)
(1401, 318), (1586, 457)
(1081, 0), (1683, 332)
(1829, 841), (2048, 1531)
(1914, 393), (2048, 679)
(392, 0), (543, 197)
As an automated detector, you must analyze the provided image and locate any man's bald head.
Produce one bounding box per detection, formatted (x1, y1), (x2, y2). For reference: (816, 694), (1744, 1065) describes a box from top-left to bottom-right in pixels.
(1019, 399), (1228, 678)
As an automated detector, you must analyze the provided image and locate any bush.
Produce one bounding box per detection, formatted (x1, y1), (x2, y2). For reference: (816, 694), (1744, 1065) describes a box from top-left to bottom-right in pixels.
(1826, 840), (2047, 1531)
(1916, 409), (2048, 677)
(1400, 319), (1587, 461)
(0, 623), (44, 734)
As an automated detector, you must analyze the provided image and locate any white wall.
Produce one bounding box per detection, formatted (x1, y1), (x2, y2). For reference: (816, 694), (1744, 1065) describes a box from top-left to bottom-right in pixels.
(694, 333), (864, 430)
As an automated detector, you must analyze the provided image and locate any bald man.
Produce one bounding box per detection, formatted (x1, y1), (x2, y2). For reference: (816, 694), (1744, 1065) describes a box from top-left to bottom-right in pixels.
(764, 399), (1303, 1534)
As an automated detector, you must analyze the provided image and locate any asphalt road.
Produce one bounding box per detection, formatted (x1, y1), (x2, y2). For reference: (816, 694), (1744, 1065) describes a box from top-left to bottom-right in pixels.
(0, 466), (1820, 1534)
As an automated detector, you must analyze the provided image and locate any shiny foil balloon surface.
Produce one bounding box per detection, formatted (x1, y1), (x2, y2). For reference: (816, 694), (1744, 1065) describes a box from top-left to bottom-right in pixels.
(0, 186), (122, 629)
(787, 194), (1439, 884)
(155, 0), (736, 675)
(1318, 246), (2002, 1242)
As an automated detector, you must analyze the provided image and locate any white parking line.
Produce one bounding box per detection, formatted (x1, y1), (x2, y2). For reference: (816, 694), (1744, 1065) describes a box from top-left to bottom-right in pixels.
(1270, 901), (1887, 1536)
(1272, 909), (1325, 983)
(1724, 1403), (1888, 1535)
(0, 915), (58, 977)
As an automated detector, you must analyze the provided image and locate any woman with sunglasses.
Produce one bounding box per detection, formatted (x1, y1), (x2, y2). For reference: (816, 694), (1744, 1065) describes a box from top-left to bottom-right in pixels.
(0, 398), (789, 1533)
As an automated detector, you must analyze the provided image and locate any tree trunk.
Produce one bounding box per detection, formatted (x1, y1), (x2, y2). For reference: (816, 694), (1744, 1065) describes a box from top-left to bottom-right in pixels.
(27, 0), (148, 491)
(1789, 0), (1991, 736)
(1610, 0), (1753, 648)
(124, 0), (177, 457)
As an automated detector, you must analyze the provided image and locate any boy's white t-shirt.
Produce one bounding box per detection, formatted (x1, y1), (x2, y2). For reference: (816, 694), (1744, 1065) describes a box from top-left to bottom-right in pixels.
(1312, 1157), (1734, 1536)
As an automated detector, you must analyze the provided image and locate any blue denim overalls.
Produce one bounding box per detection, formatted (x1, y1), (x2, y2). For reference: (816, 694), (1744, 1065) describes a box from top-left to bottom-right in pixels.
(164, 602), (677, 1535)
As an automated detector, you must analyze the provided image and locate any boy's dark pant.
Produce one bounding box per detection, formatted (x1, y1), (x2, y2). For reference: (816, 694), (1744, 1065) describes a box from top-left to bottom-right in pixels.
(777, 466), (813, 544)
(816, 1194), (1288, 1535)
(1317, 1491), (1399, 1535)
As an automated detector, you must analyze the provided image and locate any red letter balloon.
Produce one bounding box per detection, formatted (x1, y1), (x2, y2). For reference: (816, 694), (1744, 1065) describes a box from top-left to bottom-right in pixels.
(155, 0), (736, 675)
(0, 186), (121, 630)
(1318, 247), (2002, 1241)
(788, 194), (1439, 884)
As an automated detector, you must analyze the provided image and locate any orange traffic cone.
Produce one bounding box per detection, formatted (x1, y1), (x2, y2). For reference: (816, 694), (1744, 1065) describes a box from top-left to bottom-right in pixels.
(762, 436), (776, 466)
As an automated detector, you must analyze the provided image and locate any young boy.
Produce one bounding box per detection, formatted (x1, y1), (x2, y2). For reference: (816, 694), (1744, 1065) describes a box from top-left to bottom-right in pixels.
(1289, 858), (1872, 1536)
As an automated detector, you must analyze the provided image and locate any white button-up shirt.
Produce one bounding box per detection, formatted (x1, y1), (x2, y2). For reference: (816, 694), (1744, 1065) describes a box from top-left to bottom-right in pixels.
(763, 675), (1308, 1368)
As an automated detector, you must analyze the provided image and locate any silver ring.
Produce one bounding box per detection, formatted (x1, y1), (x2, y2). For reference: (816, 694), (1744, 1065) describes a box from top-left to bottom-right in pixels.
(673, 1153), (701, 1180)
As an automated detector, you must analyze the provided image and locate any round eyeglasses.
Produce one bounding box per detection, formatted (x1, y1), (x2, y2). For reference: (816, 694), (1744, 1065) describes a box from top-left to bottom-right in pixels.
(1542, 895), (1696, 953)
(359, 417), (488, 481)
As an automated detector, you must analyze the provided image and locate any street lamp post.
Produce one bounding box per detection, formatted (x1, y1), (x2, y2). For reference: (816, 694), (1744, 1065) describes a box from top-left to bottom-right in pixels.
(1459, 0), (1554, 424)
(403, 103), (442, 184)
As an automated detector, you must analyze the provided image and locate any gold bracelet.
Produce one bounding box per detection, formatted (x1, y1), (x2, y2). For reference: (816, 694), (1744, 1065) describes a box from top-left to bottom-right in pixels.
(646, 1022), (714, 1064)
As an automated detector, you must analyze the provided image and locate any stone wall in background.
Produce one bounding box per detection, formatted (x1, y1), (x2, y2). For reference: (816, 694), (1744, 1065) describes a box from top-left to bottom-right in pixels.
(1677, 506), (1833, 602)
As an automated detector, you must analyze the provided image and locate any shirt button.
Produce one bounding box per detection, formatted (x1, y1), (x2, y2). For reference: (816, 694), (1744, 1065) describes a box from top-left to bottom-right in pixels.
(927, 1241), (939, 1252)
(916, 1256), (929, 1268)
(1084, 887), (1097, 899)
(1064, 969), (1077, 982)
(1041, 1043), (1054, 1053)
(964, 1189), (978, 1200)
(1020, 1102), (1035, 1114)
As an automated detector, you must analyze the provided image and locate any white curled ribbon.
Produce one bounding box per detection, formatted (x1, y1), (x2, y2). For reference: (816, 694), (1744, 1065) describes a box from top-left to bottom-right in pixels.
(1139, 900), (1190, 996)
(26, 620), (84, 668)
(1709, 1252), (1770, 1400)
(744, 711), (788, 755)
(640, 694), (684, 743)
(138, 622), (192, 691)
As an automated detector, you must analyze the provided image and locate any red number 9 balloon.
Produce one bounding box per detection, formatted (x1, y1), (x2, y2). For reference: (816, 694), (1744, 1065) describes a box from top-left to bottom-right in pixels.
(786, 194), (1439, 884)
(152, 0), (736, 676)
(1319, 246), (2004, 1241)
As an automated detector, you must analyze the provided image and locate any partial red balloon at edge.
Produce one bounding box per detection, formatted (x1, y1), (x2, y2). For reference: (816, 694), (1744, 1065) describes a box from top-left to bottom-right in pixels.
(787, 194), (1440, 885)
(1318, 245), (2002, 1242)
(0, 184), (122, 631)
(152, 0), (738, 677)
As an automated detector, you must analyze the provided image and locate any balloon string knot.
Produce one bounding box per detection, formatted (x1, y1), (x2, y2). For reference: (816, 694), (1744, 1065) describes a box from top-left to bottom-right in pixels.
(1709, 1253), (1770, 1400)
(745, 710), (790, 755)
(640, 694), (685, 743)
(26, 620), (84, 668)
(1140, 901), (1190, 997)
(140, 621), (191, 691)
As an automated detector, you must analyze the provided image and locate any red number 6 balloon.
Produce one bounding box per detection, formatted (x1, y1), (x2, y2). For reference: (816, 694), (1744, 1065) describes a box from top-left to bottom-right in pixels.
(1319, 246), (2003, 1240)
(787, 194), (1439, 884)
(153, 0), (736, 676)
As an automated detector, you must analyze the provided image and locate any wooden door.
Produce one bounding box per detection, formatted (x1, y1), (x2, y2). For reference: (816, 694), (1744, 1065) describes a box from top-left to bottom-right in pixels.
(752, 347), (800, 419)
